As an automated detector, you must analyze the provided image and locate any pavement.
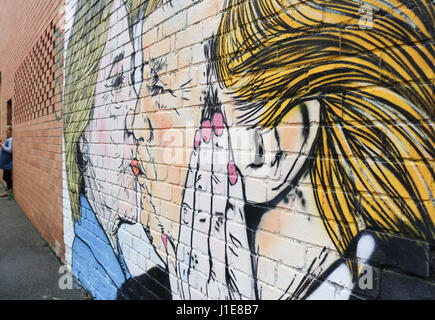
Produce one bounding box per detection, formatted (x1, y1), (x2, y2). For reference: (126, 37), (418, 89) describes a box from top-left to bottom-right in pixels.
(0, 184), (90, 300)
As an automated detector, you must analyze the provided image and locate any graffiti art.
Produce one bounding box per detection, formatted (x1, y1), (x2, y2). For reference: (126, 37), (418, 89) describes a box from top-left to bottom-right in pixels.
(64, 0), (435, 300)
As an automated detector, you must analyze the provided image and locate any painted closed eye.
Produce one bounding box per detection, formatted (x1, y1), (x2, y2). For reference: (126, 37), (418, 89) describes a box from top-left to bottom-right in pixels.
(105, 72), (125, 90)
(147, 75), (175, 97)
(112, 73), (125, 89)
(145, 57), (176, 98)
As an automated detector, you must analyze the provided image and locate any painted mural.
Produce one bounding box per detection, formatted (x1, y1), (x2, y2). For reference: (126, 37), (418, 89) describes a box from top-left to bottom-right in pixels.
(64, 0), (435, 300)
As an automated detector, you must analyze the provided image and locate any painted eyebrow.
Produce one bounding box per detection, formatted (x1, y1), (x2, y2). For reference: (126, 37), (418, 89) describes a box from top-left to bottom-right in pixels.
(147, 57), (166, 74)
(108, 52), (125, 76)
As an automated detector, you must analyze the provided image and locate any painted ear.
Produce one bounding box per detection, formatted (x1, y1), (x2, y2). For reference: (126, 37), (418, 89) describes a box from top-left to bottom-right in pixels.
(250, 128), (265, 169)
(77, 134), (89, 173)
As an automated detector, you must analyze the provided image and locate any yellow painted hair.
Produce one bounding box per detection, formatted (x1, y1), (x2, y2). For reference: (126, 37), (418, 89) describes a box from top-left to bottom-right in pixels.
(217, 0), (435, 261)
(64, 0), (111, 223)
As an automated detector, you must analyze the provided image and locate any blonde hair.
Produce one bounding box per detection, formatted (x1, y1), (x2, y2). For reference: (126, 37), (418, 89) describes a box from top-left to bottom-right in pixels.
(217, 0), (434, 267)
(64, 0), (161, 222)
(64, 0), (111, 222)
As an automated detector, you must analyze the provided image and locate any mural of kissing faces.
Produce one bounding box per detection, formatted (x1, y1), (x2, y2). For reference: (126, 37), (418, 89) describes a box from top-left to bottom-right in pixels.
(64, 0), (434, 300)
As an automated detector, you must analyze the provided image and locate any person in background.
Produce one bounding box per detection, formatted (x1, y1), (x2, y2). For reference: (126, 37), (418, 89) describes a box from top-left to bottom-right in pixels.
(0, 125), (13, 199)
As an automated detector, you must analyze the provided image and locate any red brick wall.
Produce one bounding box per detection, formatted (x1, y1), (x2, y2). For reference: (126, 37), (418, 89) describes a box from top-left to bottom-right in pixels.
(0, 0), (65, 261)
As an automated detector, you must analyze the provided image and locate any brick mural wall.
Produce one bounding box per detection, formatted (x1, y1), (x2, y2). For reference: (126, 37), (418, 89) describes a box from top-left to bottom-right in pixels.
(62, 0), (435, 300)
(0, 0), (65, 259)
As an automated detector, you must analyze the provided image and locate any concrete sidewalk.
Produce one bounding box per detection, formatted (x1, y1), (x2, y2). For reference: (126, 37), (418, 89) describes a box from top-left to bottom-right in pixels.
(0, 186), (90, 300)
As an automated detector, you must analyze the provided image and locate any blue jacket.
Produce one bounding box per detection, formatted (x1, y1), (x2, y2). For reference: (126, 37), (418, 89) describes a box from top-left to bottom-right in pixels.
(72, 194), (131, 300)
(0, 138), (12, 170)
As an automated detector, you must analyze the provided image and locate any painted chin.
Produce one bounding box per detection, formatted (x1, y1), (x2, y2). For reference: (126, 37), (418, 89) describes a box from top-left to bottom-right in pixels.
(242, 170), (284, 204)
(242, 151), (306, 204)
(119, 163), (137, 191)
(137, 179), (158, 221)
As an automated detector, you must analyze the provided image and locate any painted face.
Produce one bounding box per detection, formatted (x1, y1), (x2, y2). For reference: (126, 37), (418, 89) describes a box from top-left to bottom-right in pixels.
(222, 100), (320, 204)
(83, 0), (138, 234)
(132, 0), (222, 256)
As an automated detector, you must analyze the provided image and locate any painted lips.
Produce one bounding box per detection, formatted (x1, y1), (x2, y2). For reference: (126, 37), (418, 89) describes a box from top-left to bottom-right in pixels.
(131, 158), (140, 177)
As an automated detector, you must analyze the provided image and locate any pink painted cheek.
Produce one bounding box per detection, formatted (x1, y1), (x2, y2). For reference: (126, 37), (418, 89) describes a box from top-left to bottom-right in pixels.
(212, 112), (224, 136)
(95, 123), (110, 156)
(96, 119), (106, 143)
(201, 120), (212, 143)
(228, 161), (238, 185)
